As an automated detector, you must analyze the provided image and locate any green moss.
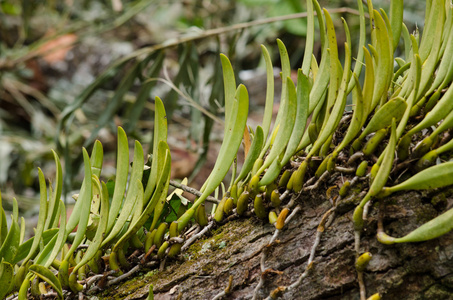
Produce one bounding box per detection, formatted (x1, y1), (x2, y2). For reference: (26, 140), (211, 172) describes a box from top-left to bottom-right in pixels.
(424, 284), (453, 298)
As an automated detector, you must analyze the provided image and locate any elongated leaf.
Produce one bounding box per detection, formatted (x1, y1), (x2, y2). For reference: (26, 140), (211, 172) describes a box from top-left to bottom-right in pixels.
(144, 97), (168, 204)
(260, 45), (274, 140)
(29, 264), (63, 299)
(72, 178), (108, 275)
(113, 148), (171, 251)
(149, 142), (171, 231)
(369, 119), (397, 196)
(392, 206), (453, 243)
(0, 214), (20, 263)
(64, 148), (93, 261)
(106, 127), (130, 235)
(220, 54), (236, 137)
(370, 10), (393, 111)
(335, 73), (364, 153)
(259, 39), (291, 160)
(301, 0), (314, 75)
(347, 0), (366, 93)
(234, 126), (264, 185)
(357, 97), (407, 141)
(178, 84), (249, 230)
(390, 0), (404, 50)
(204, 85), (249, 193)
(257, 76), (297, 176)
(0, 191), (5, 247)
(323, 9), (341, 121)
(416, 1), (445, 100)
(396, 55), (422, 138)
(0, 261), (13, 300)
(426, 17), (453, 96)
(405, 84), (453, 138)
(387, 162), (453, 193)
(36, 200), (67, 268)
(44, 150), (63, 231)
(418, 0), (442, 61)
(281, 70), (309, 165)
(13, 228), (59, 265)
(308, 40), (352, 159)
(307, 1), (330, 115)
(102, 140), (144, 247)
(22, 168), (48, 265)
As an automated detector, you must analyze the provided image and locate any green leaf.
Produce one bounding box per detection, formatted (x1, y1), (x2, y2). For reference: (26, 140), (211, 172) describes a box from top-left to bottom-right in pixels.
(144, 97), (168, 204)
(301, 0), (314, 75)
(370, 10), (393, 111)
(149, 142), (172, 231)
(70, 178), (109, 291)
(0, 261), (14, 300)
(178, 84), (249, 230)
(113, 147), (171, 252)
(308, 37), (352, 159)
(357, 97), (407, 141)
(259, 39), (291, 160)
(0, 214), (20, 263)
(260, 45), (275, 140)
(334, 73), (365, 153)
(21, 168), (48, 265)
(44, 150), (63, 231)
(13, 228), (59, 265)
(347, 0), (366, 93)
(385, 161), (453, 194)
(106, 127), (130, 235)
(234, 126), (264, 185)
(64, 148), (93, 261)
(257, 75), (297, 177)
(390, 0), (404, 50)
(29, 264), (63, 299)
(102, 140), (144, 247)
(281, 69), (309, 165)
(0, 191), (6, 247)
(36, 200), (67, 268)
(220, 53), (236, 137)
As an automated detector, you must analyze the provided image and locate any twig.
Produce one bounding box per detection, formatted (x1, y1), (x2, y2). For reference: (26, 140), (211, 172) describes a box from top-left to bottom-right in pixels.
(348, 151), (365, 165)
(284, 205), (301, 226)
(252, 256), (266, 300)
(181, 221), (214, 251)
(170, 180), (220, 204)
(265, 206), (336, 299)
(358, 271), (367, 300)
(211, 275), (233, 300)
(86, 274), (105, 289)
(362, 200), (372, 221)
(334, 166), (356, 174)
(279, 189), (290, 201)
(303, 171), (331, 191)
(107, 265), (141, 287)
(284, 194), (297, 209)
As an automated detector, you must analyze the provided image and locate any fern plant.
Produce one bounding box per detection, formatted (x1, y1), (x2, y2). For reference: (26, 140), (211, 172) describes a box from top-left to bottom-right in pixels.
(1, 0), (453, 299)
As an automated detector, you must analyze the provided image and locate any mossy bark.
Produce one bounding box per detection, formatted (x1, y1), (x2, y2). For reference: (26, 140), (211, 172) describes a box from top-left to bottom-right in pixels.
(96, 186), (453, 299)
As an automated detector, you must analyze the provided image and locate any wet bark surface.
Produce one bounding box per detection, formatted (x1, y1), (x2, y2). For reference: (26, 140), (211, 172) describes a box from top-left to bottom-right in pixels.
(97, 185), (453, 300)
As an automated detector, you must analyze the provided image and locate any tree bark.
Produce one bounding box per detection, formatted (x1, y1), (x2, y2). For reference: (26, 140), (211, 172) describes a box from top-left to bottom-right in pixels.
(96, 184), (453, 300)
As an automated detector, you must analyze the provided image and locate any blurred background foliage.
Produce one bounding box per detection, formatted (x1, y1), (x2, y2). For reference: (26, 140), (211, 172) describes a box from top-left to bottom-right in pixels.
(0, 0), (425, 214)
